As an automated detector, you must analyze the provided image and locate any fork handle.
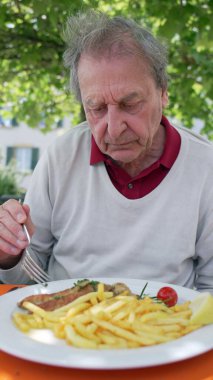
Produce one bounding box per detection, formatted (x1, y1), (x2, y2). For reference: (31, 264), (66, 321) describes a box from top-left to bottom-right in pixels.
(19, 199), (31, 244)
(22, 224), (31, 244)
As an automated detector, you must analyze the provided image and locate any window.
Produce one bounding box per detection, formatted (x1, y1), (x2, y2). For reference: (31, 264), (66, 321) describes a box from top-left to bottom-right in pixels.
(0, 115), (18, 128)
(6, 147), (39, 171)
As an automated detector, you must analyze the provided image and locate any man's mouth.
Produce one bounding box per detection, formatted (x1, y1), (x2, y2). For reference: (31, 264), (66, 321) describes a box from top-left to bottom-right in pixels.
(107, 141), (134, 147)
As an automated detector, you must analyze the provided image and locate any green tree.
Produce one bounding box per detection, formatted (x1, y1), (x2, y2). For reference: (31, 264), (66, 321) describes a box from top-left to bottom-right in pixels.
(0, 160), (23, 198)
(0, 0), (212, 136)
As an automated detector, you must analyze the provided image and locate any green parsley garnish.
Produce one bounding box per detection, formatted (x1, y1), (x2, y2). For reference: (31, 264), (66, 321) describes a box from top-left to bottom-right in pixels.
(138, 282), (165, 304)
(138, 282), (148, 299)
(73, 279), (100, 290)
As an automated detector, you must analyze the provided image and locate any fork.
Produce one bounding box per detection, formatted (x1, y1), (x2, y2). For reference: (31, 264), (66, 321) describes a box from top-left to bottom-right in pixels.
(21, 224), (52, 285)
(18, 199), (52, 285)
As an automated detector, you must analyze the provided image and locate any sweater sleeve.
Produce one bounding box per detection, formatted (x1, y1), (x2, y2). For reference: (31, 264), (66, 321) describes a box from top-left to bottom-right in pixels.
(0, 149), (54, 284)
(194, 181), (213, 294)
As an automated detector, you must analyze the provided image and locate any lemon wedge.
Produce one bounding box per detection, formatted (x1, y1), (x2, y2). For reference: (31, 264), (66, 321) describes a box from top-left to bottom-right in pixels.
(189, 292), (213, 325)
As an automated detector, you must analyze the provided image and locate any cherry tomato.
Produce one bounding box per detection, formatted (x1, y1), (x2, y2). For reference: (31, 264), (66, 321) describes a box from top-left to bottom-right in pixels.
(157, 286), (178, 307)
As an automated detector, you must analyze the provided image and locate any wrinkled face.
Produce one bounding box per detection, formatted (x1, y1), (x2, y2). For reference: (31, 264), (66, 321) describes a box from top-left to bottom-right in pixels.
(78, 55), (168, 165)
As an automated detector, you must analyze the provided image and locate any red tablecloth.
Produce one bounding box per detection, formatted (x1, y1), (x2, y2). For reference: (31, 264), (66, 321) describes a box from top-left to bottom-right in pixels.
(0, 284), (212, 380)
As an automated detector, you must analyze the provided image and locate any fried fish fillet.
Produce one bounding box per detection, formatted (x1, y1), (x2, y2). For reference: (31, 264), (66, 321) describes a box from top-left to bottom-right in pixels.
(18, 279), (132, 311)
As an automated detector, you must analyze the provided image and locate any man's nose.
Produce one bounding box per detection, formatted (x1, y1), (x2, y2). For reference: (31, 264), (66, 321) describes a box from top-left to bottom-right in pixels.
(106, 105), (127, 139)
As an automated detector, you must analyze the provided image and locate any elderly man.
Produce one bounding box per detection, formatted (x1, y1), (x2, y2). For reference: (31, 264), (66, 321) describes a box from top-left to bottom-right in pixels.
(0, 10), (212, 292)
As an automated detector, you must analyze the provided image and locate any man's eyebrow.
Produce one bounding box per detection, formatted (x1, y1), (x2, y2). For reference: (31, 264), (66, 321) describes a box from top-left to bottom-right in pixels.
(119, 92), (141, 103)
(85, 98), (101, 107)
(85, 92), (141, 106)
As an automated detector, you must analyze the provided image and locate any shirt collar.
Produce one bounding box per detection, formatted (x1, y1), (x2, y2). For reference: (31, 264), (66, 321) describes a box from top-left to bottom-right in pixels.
(90, 115), (180, 169)
(90, 135), (105, 165)
(159, 115), (181, 169)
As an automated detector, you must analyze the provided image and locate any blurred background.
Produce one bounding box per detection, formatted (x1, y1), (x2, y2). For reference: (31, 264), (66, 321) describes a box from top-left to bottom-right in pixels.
(0, 0), (212, 201)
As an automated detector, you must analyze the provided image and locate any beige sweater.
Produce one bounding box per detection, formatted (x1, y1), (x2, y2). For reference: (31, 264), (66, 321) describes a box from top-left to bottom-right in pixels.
(1, 122), (213, 292)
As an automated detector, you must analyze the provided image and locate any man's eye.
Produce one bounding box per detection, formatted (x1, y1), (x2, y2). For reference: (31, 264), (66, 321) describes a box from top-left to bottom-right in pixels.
(121, 102), (142, 114)
(88, 106), (106, 117)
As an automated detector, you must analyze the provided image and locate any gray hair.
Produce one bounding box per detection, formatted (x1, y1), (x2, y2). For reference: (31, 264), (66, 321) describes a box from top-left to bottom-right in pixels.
(63, 10), (168, 102)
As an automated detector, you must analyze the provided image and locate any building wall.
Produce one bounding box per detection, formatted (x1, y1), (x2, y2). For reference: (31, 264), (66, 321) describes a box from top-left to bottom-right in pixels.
(0, 117), (72, 191)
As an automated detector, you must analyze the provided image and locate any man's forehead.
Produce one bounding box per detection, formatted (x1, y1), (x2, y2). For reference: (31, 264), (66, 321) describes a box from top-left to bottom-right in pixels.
(78, 54), (155, 104)
(79, 52), (149, 74)
(85, 91), (142, 106)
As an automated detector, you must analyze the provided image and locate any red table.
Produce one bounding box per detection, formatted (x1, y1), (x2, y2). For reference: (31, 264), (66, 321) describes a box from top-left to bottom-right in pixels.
(0, 284), (212, 380)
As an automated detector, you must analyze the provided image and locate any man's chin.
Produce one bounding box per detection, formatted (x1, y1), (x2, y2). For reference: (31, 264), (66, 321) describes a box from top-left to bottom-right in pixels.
(108, 150), (137, 164)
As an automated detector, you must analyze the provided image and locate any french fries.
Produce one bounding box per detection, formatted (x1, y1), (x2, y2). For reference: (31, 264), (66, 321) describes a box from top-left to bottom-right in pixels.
(12, 283), (202, 349)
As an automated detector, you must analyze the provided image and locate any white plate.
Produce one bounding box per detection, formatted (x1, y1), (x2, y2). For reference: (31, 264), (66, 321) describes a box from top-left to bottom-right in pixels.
(0, 278), (212, 369)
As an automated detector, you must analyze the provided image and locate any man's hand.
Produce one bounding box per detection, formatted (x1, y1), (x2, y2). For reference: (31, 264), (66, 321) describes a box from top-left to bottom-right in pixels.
(0, 199), (35, 269)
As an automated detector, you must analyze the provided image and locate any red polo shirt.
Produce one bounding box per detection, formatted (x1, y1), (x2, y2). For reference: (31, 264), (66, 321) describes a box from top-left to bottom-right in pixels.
(90, 115), (181, 199)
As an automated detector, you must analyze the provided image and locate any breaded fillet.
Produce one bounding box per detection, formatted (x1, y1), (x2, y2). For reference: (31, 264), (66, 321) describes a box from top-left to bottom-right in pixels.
(18, 279), (132, 311)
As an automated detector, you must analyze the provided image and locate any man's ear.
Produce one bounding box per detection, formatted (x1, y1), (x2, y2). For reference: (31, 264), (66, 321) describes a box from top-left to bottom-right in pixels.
(162, 89), (169, 108)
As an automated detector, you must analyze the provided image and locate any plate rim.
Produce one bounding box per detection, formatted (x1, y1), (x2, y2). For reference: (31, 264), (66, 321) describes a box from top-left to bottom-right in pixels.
(0, 278), (212, 369)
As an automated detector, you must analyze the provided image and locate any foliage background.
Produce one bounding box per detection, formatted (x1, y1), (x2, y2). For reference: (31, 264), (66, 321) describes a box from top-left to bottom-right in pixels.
(0, 160), (23, 196)
(0, 0), (212, 136)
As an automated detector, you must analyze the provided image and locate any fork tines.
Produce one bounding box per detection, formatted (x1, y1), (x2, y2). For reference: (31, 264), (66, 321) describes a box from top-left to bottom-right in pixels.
(22, 250), (51, 284)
